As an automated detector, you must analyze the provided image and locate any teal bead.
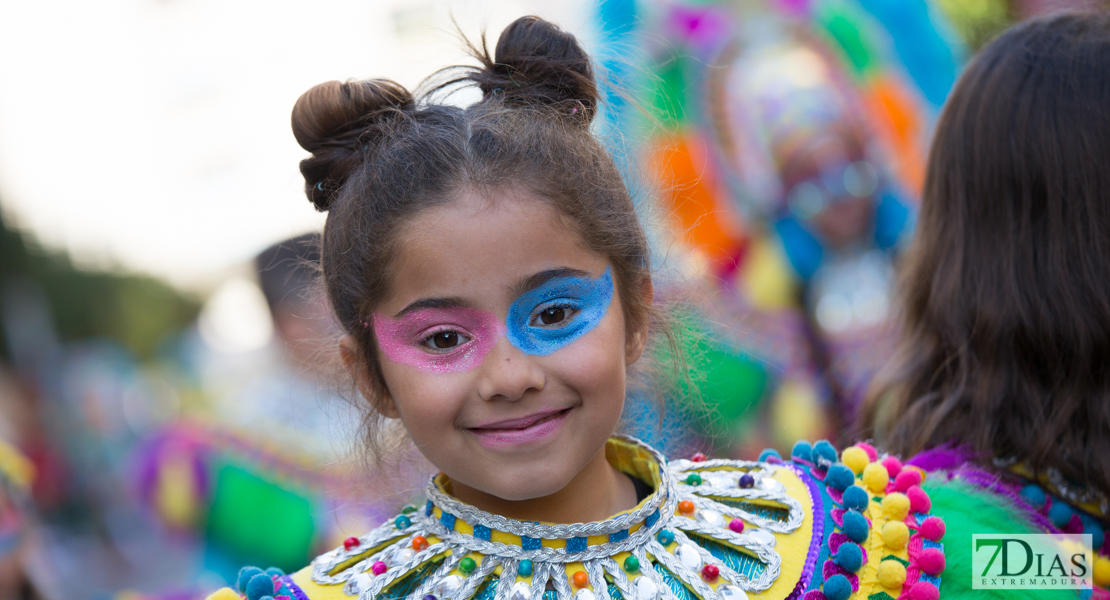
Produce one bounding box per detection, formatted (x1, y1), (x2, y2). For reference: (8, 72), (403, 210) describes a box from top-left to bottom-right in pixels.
(686, 473), (703, 486)
(518, 559), (534, 577)
(657, 530), (675, 546)
(402, 505), (418, 515)
(395, 515), (412, 529)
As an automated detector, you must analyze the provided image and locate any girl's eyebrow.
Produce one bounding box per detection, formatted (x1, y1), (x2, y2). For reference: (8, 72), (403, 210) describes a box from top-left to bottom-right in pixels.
(511, 267), (592, 298)
(393, 297), (469, 318)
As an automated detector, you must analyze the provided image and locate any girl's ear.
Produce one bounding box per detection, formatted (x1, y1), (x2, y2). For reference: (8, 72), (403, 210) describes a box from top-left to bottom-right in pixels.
(340, 335), (401, 419)
(625, 279), (654, 365)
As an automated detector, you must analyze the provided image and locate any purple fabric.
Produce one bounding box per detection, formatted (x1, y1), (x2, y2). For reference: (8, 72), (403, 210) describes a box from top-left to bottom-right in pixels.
(786, 463), (827, 600)
(905, 445), (977, 473)
(281, 576), (311, 600)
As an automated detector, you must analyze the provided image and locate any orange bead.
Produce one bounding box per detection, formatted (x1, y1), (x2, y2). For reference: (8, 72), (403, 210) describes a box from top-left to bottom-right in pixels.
(679, 500), (695, 515)
(572, 571), (590, 588)
(412, 536), (429, 551)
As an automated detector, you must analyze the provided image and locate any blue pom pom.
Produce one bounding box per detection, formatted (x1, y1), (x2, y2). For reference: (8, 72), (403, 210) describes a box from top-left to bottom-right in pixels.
(835, 542), (863, 572)
(1049, 501), (1074, 528)
(758, 448), (781, 462)
(238, 567), (264, 594)
(1019, 484), (1046, 509)
(1083, 520), (1104, 550)
(265, 567), (284, 577)
(791, 441), (813, 462)
(842, 485), (869, 511)
(825, 464), (855, 491)
(823, 574), (852, 600)
(246, 573), (276, 600)
(813, 440), (837, 469)
(260, 596), (274, 600)
(841, 510), (869, 543)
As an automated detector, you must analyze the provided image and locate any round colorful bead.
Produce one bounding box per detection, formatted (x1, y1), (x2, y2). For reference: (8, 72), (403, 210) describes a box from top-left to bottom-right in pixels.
(518, 559), (534, 577)
(395, 515), (412, 529)
(691, 452), (707, 462)
(728, 518), (745, 534)
(344, 537), (361, 551)
(423, 595), (436, 600)
(679, 500), (696, 515)
(459, 557), (477, 575)
(657, 530), (675, 546)
(371, 561), (388, 575)
(624, 556), (640, 573)
(738, 474), (755, 489)
(572, 571), (590, 588)
(412, 536), (429, 551)
(686, 473), (703, 486)
(402, 505), (418, 514)
(701, 564), (719, 582)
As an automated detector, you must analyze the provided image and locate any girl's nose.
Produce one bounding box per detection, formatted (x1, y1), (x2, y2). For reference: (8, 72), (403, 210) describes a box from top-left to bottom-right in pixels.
(476, 338), (546, 402)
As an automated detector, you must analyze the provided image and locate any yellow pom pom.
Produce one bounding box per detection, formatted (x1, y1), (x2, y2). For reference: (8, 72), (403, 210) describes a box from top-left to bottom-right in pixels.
(882, 492), (911, 521)
(877, 560), (907, 589)
(206, 588), (241, 600)
(841, 447), (869, 475)
(1094, 556), (1110, 589)
(882, 521), (909, 550)
(863, 462), (890, 493)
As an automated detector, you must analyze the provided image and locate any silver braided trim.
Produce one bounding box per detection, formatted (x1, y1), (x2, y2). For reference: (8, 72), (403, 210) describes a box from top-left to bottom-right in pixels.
(312, 437), (805, 600)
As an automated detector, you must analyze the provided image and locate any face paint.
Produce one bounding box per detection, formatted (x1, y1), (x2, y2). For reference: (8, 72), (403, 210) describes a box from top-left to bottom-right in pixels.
(373, 307), (504, 373)
(506, 267), (614, 356)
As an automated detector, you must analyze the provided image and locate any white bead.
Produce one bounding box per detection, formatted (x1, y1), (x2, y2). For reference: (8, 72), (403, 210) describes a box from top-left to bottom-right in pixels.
(759, 478), (785, 493)
(675, 544), (702, 570)
(718, 584), (749, 600)
(574, 589), (598, 600)
(393, 548), (414, 564)
(696, 509), (726, 529)
(635, 576), (660, 600)
(708, 474), (734, 489)
(435, 574), (465, 599)
(509, 581), (533, 600)
(344, 573), (372, 596)
(747, 529), (776, 547)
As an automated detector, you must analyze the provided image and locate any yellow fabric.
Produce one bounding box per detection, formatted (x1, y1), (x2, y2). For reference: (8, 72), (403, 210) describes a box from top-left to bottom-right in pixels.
(206, 588), (243, 600)
(739, 238), (797, 310)
(745, 466), (815, 600)
(0, 438), (33, 490)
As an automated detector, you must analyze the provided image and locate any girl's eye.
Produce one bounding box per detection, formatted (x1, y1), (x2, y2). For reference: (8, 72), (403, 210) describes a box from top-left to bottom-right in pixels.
(421, 330), (471, 351)
(531, 305), (578, 328)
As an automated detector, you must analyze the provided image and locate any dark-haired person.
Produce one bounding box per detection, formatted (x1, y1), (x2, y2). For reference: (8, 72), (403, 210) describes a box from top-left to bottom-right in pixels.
(861, 11), (1110, 597)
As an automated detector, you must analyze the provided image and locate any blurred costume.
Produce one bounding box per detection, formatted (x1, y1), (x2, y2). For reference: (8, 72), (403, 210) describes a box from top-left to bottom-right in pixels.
(204, 436), (965, 600)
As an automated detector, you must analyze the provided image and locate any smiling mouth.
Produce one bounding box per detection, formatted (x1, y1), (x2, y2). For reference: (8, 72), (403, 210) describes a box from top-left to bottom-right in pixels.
(468, 408), (573, 447)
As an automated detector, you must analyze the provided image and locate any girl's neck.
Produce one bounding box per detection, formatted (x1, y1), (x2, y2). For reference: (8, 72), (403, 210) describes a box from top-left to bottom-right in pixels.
(448, 446), (639, 523)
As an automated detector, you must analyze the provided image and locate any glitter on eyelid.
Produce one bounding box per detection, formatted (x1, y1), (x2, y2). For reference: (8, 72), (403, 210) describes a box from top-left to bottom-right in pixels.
(373, 307), (504, 373)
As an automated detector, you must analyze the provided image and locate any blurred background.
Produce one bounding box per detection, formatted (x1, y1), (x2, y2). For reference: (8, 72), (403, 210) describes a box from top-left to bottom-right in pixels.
(0, 0), (1102, 598)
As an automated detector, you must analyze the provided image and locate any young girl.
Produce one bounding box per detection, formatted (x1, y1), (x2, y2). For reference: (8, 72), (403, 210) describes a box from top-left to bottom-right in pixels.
(207, 16), (952, 600)
(860, 11), (1110, 598)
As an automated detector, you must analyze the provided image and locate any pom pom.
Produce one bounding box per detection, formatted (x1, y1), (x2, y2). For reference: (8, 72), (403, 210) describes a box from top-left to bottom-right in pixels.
(823, 574), (852, 600)
(893, 469), (922, 493)
(856, 442), (878, 461)
(792, 440), (813, 462)
(907, 581), (939, 600)
(841, 447), (869, 475)
(1019, 484), (1046, 509)
(906, 485), (931, 513)
(841, 510), (870, 543)
(863, 462), (890, 494)
(238, 567), (264, 593)
(1087, 525), (1104, 552)
(842, 485), (869, 511)
(881, 521), (909, 550)
(813, 440), (838, 469)
(265, 568), (285, 577)
(826, 464), (855, 491)
(918, 548), (945, 575)
(882, 493), (911, 521)
(877, 560), (907, 589)
(1093, 556), (1110, 588)
(920, 516), (946, 541)
(758, 448), (781, 462)
(881, 456), (903, 478)
(246, 573), (276, 600)
(1049, 501), (1074, 528)
(835, 542), (863, 572)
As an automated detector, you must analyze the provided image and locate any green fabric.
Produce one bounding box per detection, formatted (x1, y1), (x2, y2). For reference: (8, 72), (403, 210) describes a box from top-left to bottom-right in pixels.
(923, 478), (1076, 599)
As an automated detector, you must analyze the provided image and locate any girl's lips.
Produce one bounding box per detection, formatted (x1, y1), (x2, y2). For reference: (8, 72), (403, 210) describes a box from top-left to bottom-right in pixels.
(469, 408), (572, 448)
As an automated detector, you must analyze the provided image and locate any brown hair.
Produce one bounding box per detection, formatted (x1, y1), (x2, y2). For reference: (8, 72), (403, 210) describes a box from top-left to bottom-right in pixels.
(861, 12), (1110, 496)
(291, 17), (668, 456)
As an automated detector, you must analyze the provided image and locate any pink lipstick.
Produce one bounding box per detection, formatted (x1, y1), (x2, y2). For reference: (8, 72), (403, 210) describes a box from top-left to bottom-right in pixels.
(469, 408), (571, 448)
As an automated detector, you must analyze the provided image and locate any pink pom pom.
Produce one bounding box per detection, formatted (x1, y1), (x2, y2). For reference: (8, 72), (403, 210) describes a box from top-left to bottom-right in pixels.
(894, 469), (922, 492)
(856, 442), (878, 462)
(881, 456), (903, 478)
(918, 548), (946, 575)
(920, 516), (946, 541)
(907, 581), (939, 600)
(907, 485), (931, 513)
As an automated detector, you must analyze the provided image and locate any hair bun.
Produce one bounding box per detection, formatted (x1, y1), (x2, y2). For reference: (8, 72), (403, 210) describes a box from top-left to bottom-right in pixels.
(291, 79), (414, 210)
(473, 16), (598, 123)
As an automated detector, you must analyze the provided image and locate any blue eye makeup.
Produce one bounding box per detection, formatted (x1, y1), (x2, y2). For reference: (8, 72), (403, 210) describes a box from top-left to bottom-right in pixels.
(506, 267), (614, 355)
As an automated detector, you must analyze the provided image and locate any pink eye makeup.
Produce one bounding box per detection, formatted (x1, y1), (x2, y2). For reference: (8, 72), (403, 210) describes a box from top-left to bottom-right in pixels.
(372, 307), (504, 374)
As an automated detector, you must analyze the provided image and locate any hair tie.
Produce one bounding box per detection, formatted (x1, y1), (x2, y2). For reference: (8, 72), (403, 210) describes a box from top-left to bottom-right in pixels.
(315, 181), (325, 192)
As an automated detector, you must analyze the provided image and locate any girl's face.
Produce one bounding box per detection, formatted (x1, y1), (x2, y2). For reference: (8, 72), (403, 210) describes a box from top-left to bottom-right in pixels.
(365, 189), (647, 502)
